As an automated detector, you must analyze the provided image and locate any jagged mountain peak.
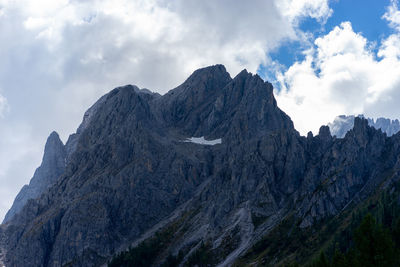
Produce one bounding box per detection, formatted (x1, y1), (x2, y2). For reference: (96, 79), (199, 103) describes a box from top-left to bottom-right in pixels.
(164, 64), (269, 103)
(47, 130), (61, 141)
(233, 68), (269, 88)
(45, 131), (62, 148)
(231, 68), (270, 89)
(158, 65), (291, 140)
(3, 131), (66, 224)
(106, 84), (157, 98)
(353, 116), (369, 132)
(329, 114), (400, 138)
(235, 68), (250, 77)
(189, 64), (229, 78)
(7, 65), (400, 267)
(164, 64), (231, 100)
(42, 131), (64, 164)
(317, 125), (331, 140)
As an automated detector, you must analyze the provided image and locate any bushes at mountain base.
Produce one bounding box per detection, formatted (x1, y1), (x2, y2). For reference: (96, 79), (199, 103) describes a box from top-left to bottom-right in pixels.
(108, 238), (215, 267)
(108, 198), (400, 267)
(310, 213), (399, 267)
(235, 178), (400, 266)
(354, 214), (396, 266)
(108, 238), (161, 267)
(108, 223), (178, 267)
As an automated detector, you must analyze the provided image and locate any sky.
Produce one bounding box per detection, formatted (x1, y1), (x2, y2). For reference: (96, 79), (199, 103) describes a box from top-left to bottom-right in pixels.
(0, 0), (400, 220)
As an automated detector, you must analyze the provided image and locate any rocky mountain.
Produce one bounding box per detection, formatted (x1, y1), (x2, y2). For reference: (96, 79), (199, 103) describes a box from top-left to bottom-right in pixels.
(3, 65), (400, 266)
(328, 114), (400, 138)
(3, 91), (116, 225)
(3, 132), (66, 224)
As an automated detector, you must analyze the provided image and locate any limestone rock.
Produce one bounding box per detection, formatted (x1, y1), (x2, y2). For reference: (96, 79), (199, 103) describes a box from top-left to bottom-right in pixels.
(4, 65), (400, 267)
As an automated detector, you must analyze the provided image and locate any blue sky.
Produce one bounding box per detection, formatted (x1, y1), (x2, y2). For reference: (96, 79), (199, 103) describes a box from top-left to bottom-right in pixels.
(326, 0), (393, 41)
(1, 0), (400, 221)
(262, 0), (400, 136)
(263, 0), (395, 77)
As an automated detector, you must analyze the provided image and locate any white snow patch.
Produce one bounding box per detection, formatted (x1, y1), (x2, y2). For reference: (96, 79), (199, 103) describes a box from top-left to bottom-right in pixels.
(184, 136), (222, 145)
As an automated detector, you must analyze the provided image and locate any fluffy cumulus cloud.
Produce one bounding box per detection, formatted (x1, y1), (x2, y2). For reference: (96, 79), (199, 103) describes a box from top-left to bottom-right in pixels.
(383, 0), (400, 30)
(0, 0), (331, 220)
(278, 0), (332, 23)
(275, 2), (400, 135)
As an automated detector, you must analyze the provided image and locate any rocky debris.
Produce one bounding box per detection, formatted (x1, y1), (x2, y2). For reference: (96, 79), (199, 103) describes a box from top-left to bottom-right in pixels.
(328, 114), (400, 138)
(4, 65), (400, 266)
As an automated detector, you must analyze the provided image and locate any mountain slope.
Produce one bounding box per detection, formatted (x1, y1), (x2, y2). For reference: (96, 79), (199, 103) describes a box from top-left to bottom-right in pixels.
(3, 92), (110, 224)
(4, 65), (400, 267)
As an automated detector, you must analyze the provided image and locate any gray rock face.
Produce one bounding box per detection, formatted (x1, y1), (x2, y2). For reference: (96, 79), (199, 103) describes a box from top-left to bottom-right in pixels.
(3, 92), (121, 224)
(328, 114), (400, 137)
(3, 132), (66, 224)
(373, 117), (400, 136)
(4, 65), (400, 266)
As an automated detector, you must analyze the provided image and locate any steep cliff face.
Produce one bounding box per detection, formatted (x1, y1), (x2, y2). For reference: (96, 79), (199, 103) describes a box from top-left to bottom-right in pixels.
(3, 132), (66, 224)
(4, 65), (400, 267)
(297, 118), (392, 228)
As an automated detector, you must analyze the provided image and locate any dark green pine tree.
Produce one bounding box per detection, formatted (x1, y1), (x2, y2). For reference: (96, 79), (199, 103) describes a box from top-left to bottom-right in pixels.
(392, 218), (400, 248)
(310, 251), (330, 267)
(353, 213), (396, 267)
(332, 244), (346, 267)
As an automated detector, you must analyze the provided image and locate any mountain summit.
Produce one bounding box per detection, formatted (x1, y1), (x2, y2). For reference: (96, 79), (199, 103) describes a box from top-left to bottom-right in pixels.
(3, 65), (400, 266)
(3, 131), (66, 223)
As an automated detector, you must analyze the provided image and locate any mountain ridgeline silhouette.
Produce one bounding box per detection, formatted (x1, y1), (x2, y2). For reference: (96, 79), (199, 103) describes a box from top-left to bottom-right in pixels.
(3, 65), (400, 266)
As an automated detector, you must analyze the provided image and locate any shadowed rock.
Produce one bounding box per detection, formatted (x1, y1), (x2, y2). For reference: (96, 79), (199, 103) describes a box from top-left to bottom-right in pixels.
(4, 65), (400, 267)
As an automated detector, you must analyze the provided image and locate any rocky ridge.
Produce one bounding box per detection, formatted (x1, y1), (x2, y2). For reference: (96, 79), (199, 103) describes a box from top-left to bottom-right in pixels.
(3, 91), (116, 224)
(328, 114), (400, 138)
(3, 65), (400, 266)
(3, 132), (66, 224)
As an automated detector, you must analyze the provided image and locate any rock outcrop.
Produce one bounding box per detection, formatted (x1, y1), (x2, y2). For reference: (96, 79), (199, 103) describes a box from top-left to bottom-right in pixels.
(4, 65), (400, 266)
(4, 93), (116, 224)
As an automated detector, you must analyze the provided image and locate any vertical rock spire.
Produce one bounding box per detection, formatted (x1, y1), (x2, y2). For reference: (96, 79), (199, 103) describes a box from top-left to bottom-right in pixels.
(3, 131), (66, 223)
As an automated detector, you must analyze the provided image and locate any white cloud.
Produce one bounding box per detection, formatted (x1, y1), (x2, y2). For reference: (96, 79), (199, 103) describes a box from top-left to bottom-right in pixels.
(276, 20), (400, 135)
(0, 122), (42, 219)
(383, 0), (400, 31)
(0, 0), (333, 91)
(0, 0), (331, 220)
(277, 0), (332, 23)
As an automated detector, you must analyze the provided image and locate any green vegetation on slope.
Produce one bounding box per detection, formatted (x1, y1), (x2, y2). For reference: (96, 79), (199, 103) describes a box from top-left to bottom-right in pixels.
(107, 208), (214, 267)
(310, 213), (399, 267)
(236, 179), (400, 266)
(109, 179), (400, 267)
(108, 227), (175, 267)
